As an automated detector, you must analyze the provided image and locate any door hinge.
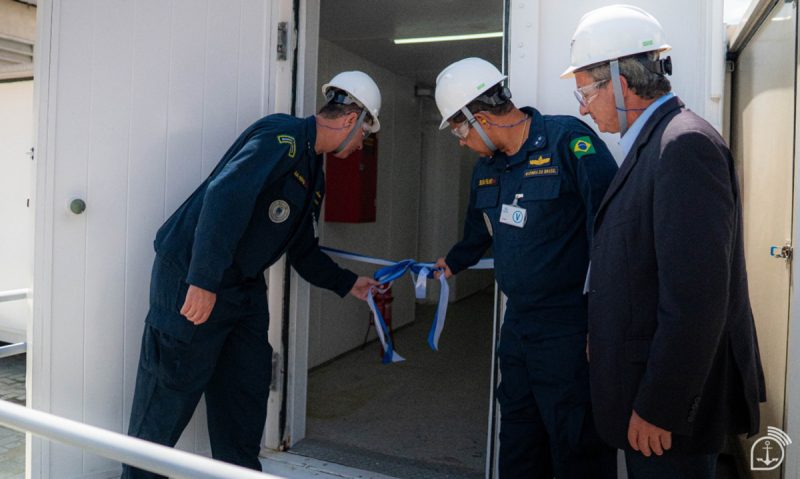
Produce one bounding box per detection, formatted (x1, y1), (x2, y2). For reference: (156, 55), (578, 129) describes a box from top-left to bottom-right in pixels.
(277, 22), (288, 61)
(770, 243), (793, 262)
(270, 351), (281, 390)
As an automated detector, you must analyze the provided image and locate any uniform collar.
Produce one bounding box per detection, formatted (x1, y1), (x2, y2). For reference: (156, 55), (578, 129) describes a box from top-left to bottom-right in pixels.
(305, 115), (318, 154)
(489, 106), (546, 170)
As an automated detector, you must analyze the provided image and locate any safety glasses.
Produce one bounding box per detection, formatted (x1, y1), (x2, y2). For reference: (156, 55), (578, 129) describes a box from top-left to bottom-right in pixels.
(361, 122), (372, 139)
(450, 120), (471, 140)
(574, 79), (609, 108)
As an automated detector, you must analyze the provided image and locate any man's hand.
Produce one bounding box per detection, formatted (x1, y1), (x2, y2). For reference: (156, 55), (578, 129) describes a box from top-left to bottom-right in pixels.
(181, 285), (217, 325)
(349, 276), (380, 301)
(433, 257), (453, 280)
(628, 410), (672, 457)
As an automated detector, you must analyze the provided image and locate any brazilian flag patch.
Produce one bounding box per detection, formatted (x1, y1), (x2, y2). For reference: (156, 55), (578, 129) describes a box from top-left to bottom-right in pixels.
(570, 136), (596, 159)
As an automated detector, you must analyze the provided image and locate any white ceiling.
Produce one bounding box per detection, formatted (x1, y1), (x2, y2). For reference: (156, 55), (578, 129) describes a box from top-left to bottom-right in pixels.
(319, 0), (504, 84)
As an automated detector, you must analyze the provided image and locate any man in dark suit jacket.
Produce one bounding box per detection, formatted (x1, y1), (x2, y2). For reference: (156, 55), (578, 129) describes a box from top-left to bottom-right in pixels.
(560, 5), (767, 479)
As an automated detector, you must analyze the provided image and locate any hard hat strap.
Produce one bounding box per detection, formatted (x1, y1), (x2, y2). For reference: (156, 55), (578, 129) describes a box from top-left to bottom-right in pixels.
(333, 109), (367, 154)
(610, 59), (629, 136)
(462, 107), (498, 153)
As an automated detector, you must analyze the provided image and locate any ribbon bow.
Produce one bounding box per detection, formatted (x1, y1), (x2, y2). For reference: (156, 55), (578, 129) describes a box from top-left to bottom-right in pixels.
(368, 260), (449, 363)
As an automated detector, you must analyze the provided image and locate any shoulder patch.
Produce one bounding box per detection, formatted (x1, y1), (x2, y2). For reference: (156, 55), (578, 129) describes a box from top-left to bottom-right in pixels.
(570, 136), (596, 159)
(277, 134), (296, 158)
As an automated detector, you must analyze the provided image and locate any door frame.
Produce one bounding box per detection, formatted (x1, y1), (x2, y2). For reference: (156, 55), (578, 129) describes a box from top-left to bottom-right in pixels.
(277, 1), (509, 477)
(786, 1), (800, 476)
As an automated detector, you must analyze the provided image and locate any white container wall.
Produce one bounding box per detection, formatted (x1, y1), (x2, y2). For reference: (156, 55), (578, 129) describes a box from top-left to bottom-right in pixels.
(33, 1), (291, 476)
(508, 0), (725, 162)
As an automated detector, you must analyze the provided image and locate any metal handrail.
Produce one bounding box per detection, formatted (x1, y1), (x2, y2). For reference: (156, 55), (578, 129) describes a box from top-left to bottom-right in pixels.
(0, 400), (282, 479)
(0, 289), (29, 303)
(0, 342), (26, 359)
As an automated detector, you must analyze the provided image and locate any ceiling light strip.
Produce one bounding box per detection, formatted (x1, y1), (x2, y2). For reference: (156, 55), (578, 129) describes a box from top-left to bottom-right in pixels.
(393, 32), (503, 45)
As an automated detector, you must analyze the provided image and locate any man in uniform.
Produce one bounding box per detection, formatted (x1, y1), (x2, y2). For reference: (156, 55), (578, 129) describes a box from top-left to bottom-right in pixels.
(122, 71), (382, 477)
(433, 57), (618, 478)
(562, 6), (766, 478)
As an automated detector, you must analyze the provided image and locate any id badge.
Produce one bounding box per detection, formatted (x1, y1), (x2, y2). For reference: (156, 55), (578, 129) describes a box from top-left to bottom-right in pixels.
(500, 204), (527, 228)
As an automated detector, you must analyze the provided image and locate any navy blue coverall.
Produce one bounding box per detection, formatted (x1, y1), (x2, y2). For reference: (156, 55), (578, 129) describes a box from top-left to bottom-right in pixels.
(445, 107), (618, 478)
(122, 114), (357, 478)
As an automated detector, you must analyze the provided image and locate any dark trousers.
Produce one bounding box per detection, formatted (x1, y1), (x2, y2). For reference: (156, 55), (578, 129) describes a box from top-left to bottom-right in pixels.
(496, 318), (616, 479)
(625, 450), (718, 479)
(122, 260), (271, 478)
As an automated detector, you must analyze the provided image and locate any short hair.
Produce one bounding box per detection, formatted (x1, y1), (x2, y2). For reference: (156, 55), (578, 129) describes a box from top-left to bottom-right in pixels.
(582, 52), (671, 100)
(450, 84), (515, 124)
(318, 88), (376, 127)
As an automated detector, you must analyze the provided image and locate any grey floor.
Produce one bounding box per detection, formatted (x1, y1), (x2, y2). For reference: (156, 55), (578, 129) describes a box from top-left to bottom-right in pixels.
(0, 353), (25, 479)
(295, 290), (746, 479)
(296, 288), (495, 479)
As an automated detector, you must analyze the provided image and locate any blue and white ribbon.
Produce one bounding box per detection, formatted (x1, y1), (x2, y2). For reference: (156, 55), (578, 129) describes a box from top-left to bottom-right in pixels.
(321, 247), (494, 364)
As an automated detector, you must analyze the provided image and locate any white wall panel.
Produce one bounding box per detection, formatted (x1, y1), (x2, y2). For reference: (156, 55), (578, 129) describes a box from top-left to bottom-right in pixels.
(509, 0), (725, 162)
(48, 1), (92, 474)
(35, 0), (276, 476)
(81, 0), (133, 473)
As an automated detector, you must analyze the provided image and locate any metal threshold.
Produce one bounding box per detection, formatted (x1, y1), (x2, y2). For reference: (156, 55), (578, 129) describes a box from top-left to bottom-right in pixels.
(261, 450), (399, 479)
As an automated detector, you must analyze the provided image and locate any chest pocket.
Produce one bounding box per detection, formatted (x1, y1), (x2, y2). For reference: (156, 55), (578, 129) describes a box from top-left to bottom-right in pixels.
(517, 177), (565, 239)
(475, 186), (499, 210)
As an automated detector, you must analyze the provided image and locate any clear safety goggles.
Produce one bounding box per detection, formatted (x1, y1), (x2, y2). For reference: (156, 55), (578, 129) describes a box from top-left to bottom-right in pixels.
(573, 79), (609, 108)
(361, 122), (373, 139)
(450, 119), (472, 140)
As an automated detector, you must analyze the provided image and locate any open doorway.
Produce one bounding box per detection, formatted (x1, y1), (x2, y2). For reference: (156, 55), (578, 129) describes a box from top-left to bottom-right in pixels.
(289, 1), (505, 477)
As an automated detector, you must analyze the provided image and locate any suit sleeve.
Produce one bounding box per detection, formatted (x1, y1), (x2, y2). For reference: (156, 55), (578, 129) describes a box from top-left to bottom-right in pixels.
(633, 130), (734, 435)
(568, 130), (618, 242)
(445, 168), (493, 274)
(186, 131), (285, 292)
(287, 215), (358, 297)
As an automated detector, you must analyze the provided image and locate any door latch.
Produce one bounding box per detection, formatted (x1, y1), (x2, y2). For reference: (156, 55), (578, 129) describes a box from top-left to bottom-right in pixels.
(770, 243), (793, 262)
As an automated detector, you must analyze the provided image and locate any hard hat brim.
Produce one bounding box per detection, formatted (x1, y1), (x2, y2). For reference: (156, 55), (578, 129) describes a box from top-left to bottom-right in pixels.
(369, 118), (380, 133)
(560, 66), (578, 79)
(560, 43), (672, 80)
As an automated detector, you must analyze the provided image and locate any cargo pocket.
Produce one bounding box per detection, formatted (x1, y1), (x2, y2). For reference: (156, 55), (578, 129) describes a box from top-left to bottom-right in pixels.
(140, 323), (196, 392)
(516, 177), (564, 239)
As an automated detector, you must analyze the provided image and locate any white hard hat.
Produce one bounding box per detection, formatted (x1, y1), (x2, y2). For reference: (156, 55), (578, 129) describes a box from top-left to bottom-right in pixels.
(435, 58), (507, 130)
(561, 4), (671, 78)
(322, 71), (382, 133)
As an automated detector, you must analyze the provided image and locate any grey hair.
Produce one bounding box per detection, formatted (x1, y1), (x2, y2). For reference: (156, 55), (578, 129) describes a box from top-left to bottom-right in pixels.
(583, 52), (671, 100)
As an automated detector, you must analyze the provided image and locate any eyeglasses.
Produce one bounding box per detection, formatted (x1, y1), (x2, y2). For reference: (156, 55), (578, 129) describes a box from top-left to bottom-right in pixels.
(450, 120), (471, 140)
(573, 80), (609, 108)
